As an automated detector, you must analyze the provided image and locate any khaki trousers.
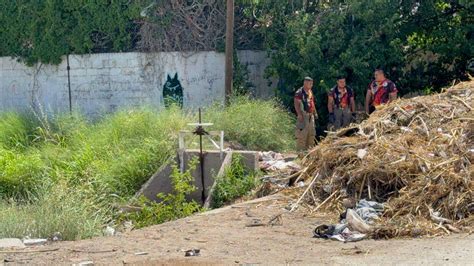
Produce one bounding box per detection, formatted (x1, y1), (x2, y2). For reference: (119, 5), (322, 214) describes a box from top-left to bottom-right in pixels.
(333, 108), (352, 130)
(296, 113), (316, 151)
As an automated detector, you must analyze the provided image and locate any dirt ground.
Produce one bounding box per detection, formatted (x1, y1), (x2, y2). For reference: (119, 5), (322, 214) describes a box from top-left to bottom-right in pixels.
(2, 194), (473, 265)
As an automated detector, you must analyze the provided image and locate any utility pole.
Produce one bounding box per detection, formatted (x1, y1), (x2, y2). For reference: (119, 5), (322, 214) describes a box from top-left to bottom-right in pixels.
(66, 54), (72, 114)
(225, 0), (234, 103)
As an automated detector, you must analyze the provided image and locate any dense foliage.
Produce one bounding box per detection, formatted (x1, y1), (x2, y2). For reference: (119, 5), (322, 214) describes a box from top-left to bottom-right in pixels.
(248, 0), (473, 126)
(0, 0), (140, 65)
(0, 0), (472, 122)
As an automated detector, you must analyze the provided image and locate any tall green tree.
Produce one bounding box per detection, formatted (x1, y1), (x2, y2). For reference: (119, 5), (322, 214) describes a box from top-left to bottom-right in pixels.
(0, 1), (140, 65)
(246, 0), (473, 130)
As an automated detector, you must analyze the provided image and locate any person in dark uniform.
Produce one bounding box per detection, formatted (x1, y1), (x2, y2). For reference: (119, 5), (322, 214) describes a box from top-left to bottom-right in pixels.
(328, 76), (355, 130)
(294, 77), (318, 151)
(365, 69), (398, 114)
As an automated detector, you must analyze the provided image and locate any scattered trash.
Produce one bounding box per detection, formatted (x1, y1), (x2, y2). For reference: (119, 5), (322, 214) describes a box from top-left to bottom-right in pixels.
(184, 249), (200, 257)
(103, 226), (115, 236)
(258, 151), (301, 172)
(313, 199), (383, 242)
(256, 152), (302, 196)
(346, 209), (371, 233)
(76, 261), (94, 266)
(51, 232), (62, 241)
(300, 81), (473, 238)
(259, 151), (284, 161)
(134, 252), (148, 256)
(23, 239), (47, 246)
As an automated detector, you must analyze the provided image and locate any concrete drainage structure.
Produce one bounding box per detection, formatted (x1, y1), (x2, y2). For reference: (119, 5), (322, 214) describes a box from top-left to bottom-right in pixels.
(136, 149), (258, 205)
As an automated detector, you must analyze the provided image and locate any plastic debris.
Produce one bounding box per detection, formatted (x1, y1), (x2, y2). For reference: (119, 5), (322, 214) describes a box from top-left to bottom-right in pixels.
(313, 199), (383, 242)
(185, 249), (200, 257)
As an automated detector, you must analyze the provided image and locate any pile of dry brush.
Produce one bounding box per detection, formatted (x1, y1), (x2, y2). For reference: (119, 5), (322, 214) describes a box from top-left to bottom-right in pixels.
(298, 80), (473, 238)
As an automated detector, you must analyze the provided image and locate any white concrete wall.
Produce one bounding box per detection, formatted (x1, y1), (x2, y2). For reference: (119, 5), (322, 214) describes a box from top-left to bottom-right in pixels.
(0, 58), (69, 114)
(0, 50), (274, 117)
(0, 52), (225, 117)
(237, 50), (277, 99)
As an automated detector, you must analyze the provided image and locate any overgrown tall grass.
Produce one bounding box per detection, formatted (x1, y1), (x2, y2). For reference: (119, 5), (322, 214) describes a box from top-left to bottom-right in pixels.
(0, 183), (107, 240)
(0, 98), (294, 240)
(205, 96), (294, 151)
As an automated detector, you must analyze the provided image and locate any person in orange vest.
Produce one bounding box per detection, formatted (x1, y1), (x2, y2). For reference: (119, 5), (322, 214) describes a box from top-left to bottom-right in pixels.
(365, 69), (398, 114)
(327, 76), (356, 130)
(294, 77), (318, 151)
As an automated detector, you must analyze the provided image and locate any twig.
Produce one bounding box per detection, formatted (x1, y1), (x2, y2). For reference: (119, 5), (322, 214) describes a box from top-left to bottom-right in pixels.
(367, 179), (372, 199)
(279, 168), (304, 182)
(0, 248), (60, 254)
(70, 248), (117, 253)
(436, 224), (451, 235)
(290, 173), (320, 212)
(452, 95), (473, 111)
(293, 167), (308, 184)
(267, 213), (283, 226)
(312, 190), (338, 213)
(358, 175), (367, 200)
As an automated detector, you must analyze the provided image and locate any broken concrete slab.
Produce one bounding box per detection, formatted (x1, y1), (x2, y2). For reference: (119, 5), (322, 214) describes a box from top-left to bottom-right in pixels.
(136, 156), (177, 203)
(0, 238), (25, 249)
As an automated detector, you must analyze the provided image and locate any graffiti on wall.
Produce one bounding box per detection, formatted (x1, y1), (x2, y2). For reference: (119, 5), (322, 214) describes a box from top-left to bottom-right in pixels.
(163, 73), (184, 107)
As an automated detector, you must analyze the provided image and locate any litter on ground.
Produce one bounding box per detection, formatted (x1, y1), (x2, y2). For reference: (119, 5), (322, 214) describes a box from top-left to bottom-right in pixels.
(299, 80), (473, 239)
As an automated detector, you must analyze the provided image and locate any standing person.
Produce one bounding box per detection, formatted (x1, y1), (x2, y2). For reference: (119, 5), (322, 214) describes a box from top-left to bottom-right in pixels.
(294, 77), (318, 151)
(365, 69), (398, 114)
(328, 76), (356, 130)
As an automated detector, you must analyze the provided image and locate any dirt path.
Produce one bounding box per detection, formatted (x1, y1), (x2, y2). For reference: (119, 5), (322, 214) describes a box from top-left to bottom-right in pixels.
(3, 194), (473, 265)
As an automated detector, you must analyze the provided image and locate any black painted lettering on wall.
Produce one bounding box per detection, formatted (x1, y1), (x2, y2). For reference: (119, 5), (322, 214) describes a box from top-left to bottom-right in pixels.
(163, 73), (184, 107)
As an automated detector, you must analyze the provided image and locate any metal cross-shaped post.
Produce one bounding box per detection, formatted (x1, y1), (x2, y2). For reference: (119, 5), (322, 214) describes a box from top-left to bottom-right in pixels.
(191, 108), (211, 203)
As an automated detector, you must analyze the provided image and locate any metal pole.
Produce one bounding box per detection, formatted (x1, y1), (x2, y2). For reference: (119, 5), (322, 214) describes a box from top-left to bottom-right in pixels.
(225, 0), (234, 103)
(66, 54), (72, 114)
(198, 108), (206, 203)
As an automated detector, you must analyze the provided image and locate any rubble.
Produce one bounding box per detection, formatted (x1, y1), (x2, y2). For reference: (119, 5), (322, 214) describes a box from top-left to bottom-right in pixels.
(299, 80), (474, 238)
(256, 151), (302, 196)
(258, 151), (300, 172)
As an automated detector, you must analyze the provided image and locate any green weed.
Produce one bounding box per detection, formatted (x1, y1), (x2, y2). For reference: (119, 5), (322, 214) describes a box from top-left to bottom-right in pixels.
(211, 155), (261, 208)
(122, 162), (201, 229)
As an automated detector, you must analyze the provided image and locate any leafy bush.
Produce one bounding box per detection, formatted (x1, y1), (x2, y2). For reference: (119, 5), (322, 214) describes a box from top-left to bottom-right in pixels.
(211, 155), (260, 208)
(123, 163), (201, 228)
(205, 96), (294, 151)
